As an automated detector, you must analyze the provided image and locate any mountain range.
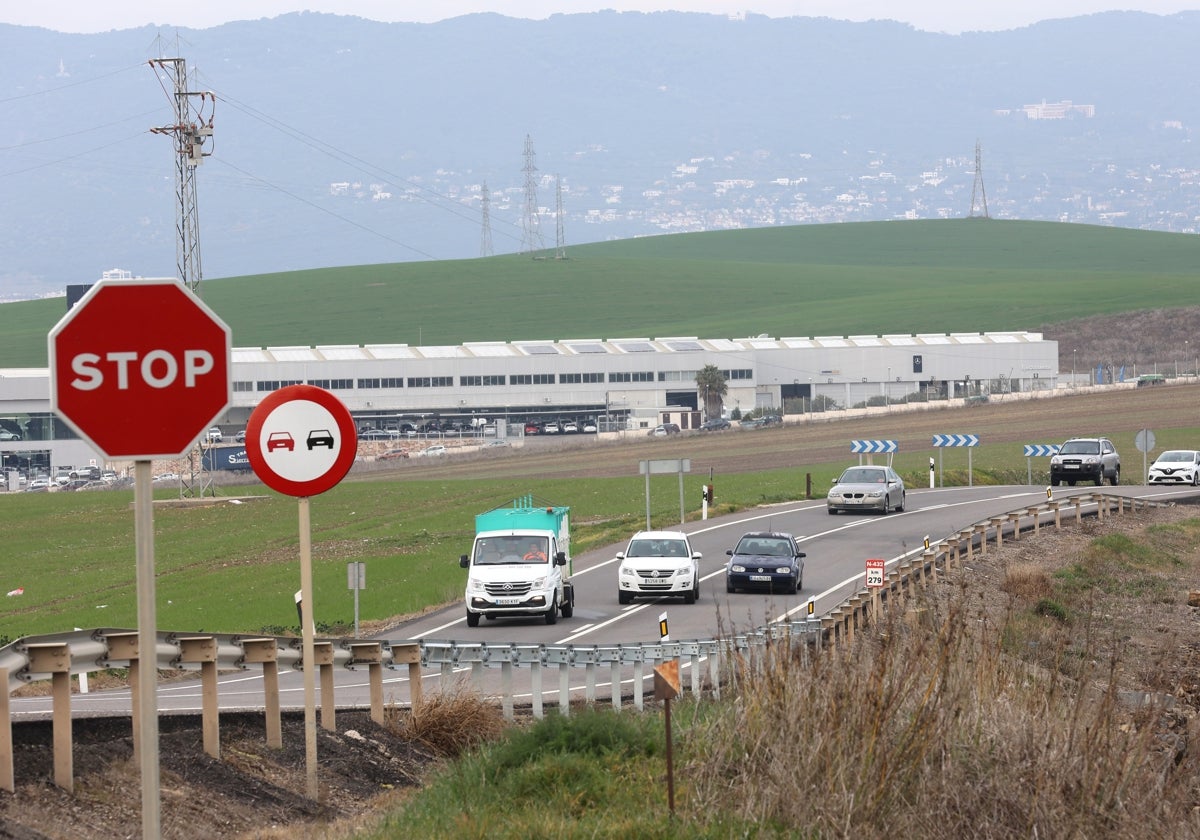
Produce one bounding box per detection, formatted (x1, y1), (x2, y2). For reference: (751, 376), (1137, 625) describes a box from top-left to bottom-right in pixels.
(2, 10), (1199, 300)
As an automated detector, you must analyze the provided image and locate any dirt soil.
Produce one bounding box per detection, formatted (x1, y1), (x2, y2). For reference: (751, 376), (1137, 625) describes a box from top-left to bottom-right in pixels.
(0, 710), (438, 839)
(3, 501), (1200, 839)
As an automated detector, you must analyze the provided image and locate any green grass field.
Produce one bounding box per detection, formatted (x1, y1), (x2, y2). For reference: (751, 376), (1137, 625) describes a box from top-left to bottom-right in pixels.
(4, 219), (1200, 367)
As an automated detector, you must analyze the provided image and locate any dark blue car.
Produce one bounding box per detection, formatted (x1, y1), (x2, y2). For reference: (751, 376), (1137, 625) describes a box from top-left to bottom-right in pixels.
(724, 531), (806, 595)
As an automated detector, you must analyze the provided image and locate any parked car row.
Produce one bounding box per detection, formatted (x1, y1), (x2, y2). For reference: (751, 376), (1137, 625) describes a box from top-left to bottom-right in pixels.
(524, 419), (598, 435)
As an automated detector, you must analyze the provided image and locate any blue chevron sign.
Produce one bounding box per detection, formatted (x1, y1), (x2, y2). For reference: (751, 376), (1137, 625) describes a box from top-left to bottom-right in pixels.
(850, 439), (897, 454)
(1023, 444), (1060, 457)
(932, 434), (979, 448)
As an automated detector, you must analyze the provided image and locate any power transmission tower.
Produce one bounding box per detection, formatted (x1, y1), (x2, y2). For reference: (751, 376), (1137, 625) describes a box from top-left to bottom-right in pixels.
(149, 57), (214, 293)
(969, 139), (989, 219)
(554, 174), (567, 260)
(520, 134), (544, 256)
(150, 56), (216, 498)
(480, 181), (493, 257)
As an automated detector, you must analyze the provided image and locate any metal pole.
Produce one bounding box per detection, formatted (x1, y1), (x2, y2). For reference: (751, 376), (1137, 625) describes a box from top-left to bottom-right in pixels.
(299, 496), (319, 800)
(677, 468), (685, 525)
(644, 468), (651, 530)
(134, 460), (161, 839)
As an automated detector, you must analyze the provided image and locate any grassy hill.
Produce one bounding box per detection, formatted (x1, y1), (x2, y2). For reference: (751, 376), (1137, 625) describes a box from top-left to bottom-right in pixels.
(4, 219), (1200, 368)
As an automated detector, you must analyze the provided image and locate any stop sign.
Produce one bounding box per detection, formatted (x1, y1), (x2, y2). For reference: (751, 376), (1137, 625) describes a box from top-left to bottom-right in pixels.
(48, 278), (232, 460)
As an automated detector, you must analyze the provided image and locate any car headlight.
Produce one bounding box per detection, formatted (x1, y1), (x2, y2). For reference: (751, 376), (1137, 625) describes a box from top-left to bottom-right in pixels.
(675, 567), (692, 577)
(620, 566), (637, 577)
(866, 489), (884, 498)
(730, 564), (747, 573)
(775, 567), (792, 574)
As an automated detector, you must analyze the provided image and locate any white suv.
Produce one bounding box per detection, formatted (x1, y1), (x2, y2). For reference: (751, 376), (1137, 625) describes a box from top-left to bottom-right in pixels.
(616, 530), (702, 605)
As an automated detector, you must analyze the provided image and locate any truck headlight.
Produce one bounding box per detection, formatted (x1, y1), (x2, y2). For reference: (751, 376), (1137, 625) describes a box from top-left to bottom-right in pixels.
(532, 575), (548, 589)
(467, 578), (485, 592)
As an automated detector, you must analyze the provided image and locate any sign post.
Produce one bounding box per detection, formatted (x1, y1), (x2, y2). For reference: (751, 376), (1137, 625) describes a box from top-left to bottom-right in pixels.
(245, 384), (357, 800)
(48, 277), (231, 840)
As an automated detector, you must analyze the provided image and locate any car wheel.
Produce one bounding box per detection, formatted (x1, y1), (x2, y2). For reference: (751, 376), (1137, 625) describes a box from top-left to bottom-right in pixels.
(692, 577), (700, 602)
(726, 578), (735, 593)
(684, 583), (696, 605)
(896, 493), (905, 513)
(466, 610), (480, 628)
(1094, 473), (1104, 486)
(544, 595), (558, 625)
(1110, 466), (1120, 486)
(787, 577), (798, 595)
(881, 494), (891, 515)
(827, 507), (838, 515)
(1193, 472), (1199, 487)
(618, 590), (632, 605)
(1068, 480), (1077, 486)
(1050, 477), (1060, 487)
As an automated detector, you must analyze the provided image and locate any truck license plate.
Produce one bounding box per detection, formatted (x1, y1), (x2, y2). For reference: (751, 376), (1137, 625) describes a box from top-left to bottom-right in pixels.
(495, 597), (520, 605)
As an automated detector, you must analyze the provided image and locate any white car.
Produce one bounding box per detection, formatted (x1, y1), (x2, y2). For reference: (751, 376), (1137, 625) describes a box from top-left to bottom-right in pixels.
(616, 530), (702, 605)
(419, 445), (448, 456)
(1147, 449), (1200, 485)
(205, 426), (223, 443)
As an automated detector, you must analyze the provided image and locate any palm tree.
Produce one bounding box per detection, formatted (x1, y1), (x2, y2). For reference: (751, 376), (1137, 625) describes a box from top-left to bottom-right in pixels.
(695, 364), (728, 420)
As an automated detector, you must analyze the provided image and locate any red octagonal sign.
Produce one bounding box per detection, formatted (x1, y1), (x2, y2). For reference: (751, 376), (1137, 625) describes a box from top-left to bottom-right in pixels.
(48, 278), (232, 460)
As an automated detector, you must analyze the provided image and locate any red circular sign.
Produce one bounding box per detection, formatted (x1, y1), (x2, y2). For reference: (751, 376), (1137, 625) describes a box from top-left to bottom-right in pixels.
(48, 279), (232, 460)
(245, 385), (358, 497)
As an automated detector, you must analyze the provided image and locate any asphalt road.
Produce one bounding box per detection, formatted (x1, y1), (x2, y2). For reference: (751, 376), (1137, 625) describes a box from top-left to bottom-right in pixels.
(11, 483), (1198, 719)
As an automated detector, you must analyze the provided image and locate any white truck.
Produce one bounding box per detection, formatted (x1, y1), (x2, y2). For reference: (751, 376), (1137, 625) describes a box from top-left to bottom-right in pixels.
(459, 495), (575, 627)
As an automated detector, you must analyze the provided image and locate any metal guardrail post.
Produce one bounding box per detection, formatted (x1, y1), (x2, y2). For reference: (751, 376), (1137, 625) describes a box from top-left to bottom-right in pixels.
(311, 641), (337, 732)
(239, 638), (282, 747)
(390, 642), (422, 710)
(345, 641), (384, 724)
(26, 643), (72, 792)
(176, 636), (220, 759)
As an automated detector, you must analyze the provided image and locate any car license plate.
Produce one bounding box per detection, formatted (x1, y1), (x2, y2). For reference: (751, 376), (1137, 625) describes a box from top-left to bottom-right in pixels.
(1064, 464), (1078, 469)
(494, 597), (520, 605)
(750, 575), (771, 582)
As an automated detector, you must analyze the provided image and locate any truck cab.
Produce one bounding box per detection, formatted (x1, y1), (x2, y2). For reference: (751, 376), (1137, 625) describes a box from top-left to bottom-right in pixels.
(459, 498), (575, 627)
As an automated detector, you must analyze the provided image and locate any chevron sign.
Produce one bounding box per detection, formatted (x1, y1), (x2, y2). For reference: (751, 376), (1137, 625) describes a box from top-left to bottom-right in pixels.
(1023, 444), (1060, 457)
(851, 439), (897, 454)
(932, 434), (980, 448)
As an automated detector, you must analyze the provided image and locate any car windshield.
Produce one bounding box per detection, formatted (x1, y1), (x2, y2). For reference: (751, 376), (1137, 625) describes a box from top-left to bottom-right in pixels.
(1060, 441), (1101, 455)
(1157, 451), (1194, 463)
(839, 468), (886, 484)
(627, 538), (688, 557)
(737, 538), (791, 556)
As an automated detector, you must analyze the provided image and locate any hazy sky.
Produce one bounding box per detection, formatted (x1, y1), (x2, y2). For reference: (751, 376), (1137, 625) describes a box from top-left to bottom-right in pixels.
(3, 1), (1198, 35)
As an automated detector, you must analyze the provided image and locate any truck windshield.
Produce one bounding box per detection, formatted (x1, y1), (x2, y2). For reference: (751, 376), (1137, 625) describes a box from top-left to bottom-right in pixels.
(476, 539), (526, 564)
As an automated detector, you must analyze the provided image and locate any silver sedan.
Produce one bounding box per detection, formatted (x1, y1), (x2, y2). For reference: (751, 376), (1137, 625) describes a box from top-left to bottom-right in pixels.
(827, 465), (906, 515)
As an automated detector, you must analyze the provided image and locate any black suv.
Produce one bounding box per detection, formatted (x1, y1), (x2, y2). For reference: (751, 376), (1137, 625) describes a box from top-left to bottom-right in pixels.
(1050, 437), (1120, 486)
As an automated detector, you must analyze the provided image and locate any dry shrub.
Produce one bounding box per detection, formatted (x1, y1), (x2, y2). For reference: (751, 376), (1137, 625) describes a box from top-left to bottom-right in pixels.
(1001, 562), (1054, 602)
(685, 587), (1200, 838)
(383, 680), (506, 758)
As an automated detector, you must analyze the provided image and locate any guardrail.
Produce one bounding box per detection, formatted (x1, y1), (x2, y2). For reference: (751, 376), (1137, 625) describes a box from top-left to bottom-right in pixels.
(0, 491), (1163, 793)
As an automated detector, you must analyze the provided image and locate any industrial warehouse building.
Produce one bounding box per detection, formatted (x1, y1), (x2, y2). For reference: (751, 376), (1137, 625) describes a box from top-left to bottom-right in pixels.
(0, 330), (1057, 475)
